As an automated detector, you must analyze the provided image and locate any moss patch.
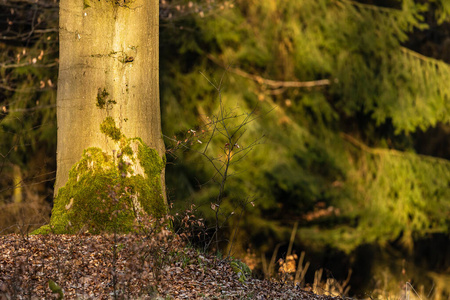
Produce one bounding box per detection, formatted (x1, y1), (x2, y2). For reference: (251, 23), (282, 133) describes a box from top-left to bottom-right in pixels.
(100, 117), (123, 142)
(112, 0), (135, 8)
(96, 88), (116, 109)
(34, 119), (166, 234)
(84, 0), (135, 9)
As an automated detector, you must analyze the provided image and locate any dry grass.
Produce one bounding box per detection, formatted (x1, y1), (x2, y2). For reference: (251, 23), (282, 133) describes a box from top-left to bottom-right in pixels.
(0, 200), (50, 235)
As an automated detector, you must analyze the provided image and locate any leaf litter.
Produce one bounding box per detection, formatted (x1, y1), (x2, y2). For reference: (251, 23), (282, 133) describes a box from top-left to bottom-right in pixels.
(0, 234), (346, 299)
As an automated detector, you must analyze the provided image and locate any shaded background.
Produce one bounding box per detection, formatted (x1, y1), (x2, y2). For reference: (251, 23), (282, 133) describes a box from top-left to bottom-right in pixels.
(1, 0), (449, 298)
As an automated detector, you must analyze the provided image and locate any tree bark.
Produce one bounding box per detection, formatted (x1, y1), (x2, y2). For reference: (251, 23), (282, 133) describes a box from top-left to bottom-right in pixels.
(56, 0), (164, 195)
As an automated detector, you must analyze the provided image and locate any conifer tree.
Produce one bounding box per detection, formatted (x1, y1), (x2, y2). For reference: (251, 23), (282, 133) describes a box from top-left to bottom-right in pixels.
(161, 0), (450, 255)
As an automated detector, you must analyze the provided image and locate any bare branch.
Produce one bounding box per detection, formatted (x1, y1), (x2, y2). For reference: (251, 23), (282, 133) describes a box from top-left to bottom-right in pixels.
(207, 55), (334, 89)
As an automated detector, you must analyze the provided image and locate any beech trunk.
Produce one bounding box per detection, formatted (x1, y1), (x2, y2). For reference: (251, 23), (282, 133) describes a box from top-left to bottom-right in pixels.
(56, 0), (164, 196)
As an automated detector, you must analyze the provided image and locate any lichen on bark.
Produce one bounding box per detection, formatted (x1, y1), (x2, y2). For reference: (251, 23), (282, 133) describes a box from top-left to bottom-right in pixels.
(34, 118), (166, 234)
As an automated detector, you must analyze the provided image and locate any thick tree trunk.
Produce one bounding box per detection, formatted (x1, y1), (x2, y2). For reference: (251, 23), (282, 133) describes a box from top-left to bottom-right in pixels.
(56, 0), (164, 193)
(42, 0), (166, 233)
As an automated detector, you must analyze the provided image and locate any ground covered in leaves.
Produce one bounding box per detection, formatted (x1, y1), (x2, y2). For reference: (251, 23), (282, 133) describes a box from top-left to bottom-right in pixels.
(0, 233), (346, 299)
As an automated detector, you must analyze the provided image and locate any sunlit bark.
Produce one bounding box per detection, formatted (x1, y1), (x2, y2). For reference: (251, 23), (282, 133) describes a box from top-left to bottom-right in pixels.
(56, 0), (165, 196)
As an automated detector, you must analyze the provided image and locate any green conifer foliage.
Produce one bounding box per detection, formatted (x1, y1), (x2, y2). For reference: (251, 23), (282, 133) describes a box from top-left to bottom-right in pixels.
(161, 0), (450, 257)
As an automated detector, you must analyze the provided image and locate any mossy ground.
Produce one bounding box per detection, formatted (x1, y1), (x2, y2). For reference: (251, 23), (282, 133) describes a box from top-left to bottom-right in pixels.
(34, 122), (166, 234)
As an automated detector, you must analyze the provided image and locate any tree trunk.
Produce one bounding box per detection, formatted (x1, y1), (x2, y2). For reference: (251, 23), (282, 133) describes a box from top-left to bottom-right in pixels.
(43, 0), (166, 233)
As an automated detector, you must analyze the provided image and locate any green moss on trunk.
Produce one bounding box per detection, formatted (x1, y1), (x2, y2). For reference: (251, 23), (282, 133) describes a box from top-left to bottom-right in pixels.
(34, 119), (165, 234)
(100, 117), (123, 141)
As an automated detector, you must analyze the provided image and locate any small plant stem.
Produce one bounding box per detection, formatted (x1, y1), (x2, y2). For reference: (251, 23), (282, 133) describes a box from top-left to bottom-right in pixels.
(287, 221), (298, 258)
(112, 214), (118, 300)
(214, 146), (231, 250)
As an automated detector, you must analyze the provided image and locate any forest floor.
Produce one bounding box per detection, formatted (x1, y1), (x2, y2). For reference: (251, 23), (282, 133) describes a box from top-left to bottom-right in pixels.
(0, 233), (348, 300)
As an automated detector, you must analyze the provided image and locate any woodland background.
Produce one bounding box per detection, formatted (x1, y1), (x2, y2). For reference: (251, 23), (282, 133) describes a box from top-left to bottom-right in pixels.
(0, 0), (449, 298)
